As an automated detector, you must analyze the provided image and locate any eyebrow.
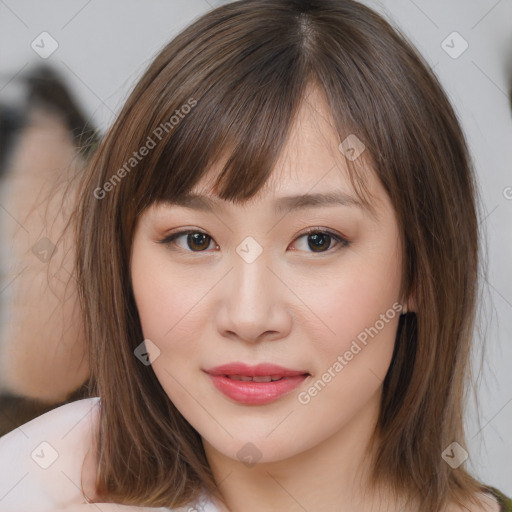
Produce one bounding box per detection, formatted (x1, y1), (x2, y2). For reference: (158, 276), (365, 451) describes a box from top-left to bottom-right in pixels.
(163, 191), (371, 215)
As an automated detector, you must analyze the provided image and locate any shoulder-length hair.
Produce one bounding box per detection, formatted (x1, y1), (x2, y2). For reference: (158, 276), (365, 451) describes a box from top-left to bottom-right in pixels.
(72, 0), (487, 510)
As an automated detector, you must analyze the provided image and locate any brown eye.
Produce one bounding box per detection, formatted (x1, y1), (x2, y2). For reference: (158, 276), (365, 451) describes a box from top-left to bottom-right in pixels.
(185, 232), (212, 251)
(159, 230), (215, 252)
(159, 228), (350, 254)
(306, 232), (332, 252)
(293, 229), (350, 253)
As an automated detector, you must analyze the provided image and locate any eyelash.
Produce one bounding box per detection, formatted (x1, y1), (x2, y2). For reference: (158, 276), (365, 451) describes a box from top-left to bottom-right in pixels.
(157, 227), (351, 255)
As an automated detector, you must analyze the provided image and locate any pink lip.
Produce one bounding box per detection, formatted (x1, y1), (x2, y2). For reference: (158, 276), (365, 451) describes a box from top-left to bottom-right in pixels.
(203, 362), (310, 405)
(204, 362), (309, 377)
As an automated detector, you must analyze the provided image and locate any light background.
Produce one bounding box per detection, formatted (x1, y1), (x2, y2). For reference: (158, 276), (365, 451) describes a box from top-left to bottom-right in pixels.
(0, 0), (511, 496)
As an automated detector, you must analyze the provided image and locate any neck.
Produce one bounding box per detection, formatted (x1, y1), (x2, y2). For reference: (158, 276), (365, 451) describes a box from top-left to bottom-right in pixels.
(202, 388), (405, 512)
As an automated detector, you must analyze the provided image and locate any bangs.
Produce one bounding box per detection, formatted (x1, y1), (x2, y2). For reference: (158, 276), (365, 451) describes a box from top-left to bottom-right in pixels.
(122, 3), (375, 218)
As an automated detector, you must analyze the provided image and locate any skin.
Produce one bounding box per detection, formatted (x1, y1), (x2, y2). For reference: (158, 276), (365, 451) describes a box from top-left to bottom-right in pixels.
(130, 86), (412, 511)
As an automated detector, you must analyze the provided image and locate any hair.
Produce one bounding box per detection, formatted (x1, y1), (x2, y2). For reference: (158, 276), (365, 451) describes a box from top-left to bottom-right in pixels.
(71, 0), (489, 510)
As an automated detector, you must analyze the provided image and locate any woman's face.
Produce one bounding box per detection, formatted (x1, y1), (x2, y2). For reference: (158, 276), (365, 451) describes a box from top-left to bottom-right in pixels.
(131, 87), (405, 465)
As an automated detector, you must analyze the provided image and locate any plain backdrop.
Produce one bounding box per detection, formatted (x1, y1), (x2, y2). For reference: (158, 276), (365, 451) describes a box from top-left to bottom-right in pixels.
(0, 0), (511, 496)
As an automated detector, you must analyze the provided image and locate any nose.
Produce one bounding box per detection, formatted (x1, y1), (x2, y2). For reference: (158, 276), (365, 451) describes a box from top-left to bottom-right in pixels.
(215, 249), (292, 344)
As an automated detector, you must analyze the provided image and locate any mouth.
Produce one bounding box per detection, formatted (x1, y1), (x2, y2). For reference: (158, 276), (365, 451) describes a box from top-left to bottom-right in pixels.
(204, 362), (310, 378)
(203, 362), (311, 405)
(224, 375), (292, 382)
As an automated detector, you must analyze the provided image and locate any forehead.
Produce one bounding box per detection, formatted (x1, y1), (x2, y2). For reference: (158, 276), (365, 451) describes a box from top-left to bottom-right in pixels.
(155, 87), (385, 222)
(174, 163), (383, 224)
(143, 84), (390, 223)
(186, 88), (382, 215)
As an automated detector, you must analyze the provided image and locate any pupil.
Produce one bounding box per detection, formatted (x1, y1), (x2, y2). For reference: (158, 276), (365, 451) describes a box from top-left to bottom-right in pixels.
(188, 233), (209, 251)
(308, 233), (330, 252)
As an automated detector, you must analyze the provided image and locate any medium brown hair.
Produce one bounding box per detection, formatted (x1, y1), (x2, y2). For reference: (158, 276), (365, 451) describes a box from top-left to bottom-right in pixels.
(72, 0), (488, 509)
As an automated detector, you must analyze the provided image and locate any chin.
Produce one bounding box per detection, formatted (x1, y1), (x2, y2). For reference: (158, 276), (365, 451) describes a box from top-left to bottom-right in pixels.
(202, 427), (320, 467)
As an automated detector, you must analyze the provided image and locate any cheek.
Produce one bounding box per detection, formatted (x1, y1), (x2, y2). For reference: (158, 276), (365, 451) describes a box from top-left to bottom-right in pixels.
(291, 241), (403, 413)
(131, 243), (203, 340)
(297, 243), (402, 357)
(132, 273), (175, 342)
(131, 259), (210, 408)
(131, 247), (219, 380)
(295, 264), (401, 433)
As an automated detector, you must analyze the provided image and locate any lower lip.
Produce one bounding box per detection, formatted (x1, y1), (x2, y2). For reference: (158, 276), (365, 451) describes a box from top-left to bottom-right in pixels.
(206, 374), (308, 405)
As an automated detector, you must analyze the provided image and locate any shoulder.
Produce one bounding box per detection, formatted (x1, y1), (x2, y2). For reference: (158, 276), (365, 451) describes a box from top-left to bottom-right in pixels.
(0, 397), (101, 511)
(482, 486), (512, 512)
(447, 489), (505, 512)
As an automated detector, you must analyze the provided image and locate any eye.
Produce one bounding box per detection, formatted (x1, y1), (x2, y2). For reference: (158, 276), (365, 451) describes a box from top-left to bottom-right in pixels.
(291, 228), (350, 253)
(158, 228), (350, 254)
(159, 230), (217, 252)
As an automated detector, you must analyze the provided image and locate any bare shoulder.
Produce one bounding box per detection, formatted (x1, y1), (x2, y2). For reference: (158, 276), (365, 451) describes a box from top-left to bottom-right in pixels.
(0, 397), (101, 511)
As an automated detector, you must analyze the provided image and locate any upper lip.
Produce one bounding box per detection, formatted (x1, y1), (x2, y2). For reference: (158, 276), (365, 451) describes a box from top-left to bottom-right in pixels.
(203, 362), (310, 377)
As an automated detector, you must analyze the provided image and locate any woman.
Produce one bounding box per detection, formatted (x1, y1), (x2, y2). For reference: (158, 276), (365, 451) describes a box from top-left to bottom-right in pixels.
(0, 0), (510, 510)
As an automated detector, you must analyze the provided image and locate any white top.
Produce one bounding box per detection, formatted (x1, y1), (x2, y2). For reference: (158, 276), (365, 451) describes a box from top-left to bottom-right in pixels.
(175, 492), (221, 512)
(0, 396), (221, 511)
(156, 490), (220, 511)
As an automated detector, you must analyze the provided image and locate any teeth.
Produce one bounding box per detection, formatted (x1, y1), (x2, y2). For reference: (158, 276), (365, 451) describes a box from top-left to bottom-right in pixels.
(253, 376), (272, 382)
(228, 375), (284, 382)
